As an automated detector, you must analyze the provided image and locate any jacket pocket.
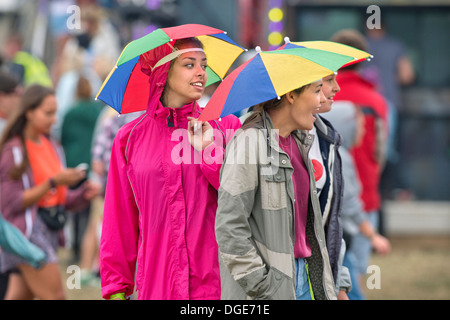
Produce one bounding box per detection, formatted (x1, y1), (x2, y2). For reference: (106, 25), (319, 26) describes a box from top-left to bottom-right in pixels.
(261, 173), (287, 210)
(254, 267), (294, 300)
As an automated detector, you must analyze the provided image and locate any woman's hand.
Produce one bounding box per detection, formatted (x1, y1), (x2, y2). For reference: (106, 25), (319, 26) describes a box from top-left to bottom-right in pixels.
(187, 117), (214, 152)
(83, 180), (102, 200)
(371, 233), (391, 255)
(53, 168), (86, 187)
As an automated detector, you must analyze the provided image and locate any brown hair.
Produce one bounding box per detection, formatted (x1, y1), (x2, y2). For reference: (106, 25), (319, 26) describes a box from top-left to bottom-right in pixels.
(0, 71), (19, 94)
(76, 75), (92, 100)
(0, 84), (55, 179)
(242, 84), (310, 127)
(330, 29), (368, 71)
(173, 37), (204, 51)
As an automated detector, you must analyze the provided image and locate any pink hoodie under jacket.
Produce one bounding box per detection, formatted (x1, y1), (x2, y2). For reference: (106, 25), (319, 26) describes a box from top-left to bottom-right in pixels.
(100, 44), (241, 300)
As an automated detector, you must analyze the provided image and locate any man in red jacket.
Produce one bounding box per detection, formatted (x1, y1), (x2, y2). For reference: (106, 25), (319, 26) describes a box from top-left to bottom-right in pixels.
(331, 29), (389, 299)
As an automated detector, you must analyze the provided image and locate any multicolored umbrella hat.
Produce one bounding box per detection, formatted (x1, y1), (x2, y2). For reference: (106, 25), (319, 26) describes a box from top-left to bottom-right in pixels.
(96, 24), (246, 114)
(198, 46), (357, 122)
(279, 37), (373, 68)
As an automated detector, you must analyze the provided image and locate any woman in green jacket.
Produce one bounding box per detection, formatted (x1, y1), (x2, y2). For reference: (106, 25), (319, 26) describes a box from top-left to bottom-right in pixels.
(216, 80), (338, 300)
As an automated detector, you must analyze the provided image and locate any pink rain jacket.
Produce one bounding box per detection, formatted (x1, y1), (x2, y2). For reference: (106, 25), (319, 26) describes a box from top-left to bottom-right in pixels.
(100, 44), (241, 300)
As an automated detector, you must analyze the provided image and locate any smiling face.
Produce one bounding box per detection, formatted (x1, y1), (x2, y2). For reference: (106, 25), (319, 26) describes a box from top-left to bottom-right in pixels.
(163, 44), (207, 108)
(319, 73), (340, 113)
(289, 80), (326, 131)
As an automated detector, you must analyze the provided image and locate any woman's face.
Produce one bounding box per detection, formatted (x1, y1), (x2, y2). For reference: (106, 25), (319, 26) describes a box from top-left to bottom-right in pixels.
(27, 95), (57, 136)
(320, 73), (340, 113)
(289, 80), (326, 130)
(164, 47), (207, 107)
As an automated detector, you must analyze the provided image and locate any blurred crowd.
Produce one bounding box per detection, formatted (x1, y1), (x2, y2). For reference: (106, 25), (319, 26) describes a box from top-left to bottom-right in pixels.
(0, 2), (145, 299)
(0, 1), (416, 301)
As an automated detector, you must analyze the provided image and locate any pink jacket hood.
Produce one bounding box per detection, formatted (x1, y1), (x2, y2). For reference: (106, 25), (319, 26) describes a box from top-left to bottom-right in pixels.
(139, 41), (172, 115)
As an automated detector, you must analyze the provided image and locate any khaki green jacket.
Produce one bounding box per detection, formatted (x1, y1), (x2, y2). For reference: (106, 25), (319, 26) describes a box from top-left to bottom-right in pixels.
(216, 111), (337, 300)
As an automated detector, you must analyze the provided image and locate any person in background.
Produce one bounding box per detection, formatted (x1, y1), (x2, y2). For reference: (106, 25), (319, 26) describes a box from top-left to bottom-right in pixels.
(0, 71), (24, 299)
(322, 101), (391, 299)
(0, 33), (52, 88)
(331, 29), (389, 299)
(0, 72), (22, 134)
(61, 75), (103, 263)
(364, 24), (415, 201)
(0, 85), (99, 299)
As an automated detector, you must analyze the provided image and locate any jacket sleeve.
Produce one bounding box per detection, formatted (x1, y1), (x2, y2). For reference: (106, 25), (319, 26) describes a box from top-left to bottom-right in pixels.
(215, 129), (271, 298)
(335, 239), (352, 294)
(100, 130), (140, 299)
(0, 142), (25, 215)
(340, 150), (365, 236)
(65, 183), (90, 212)
(200, 115), (241, 190)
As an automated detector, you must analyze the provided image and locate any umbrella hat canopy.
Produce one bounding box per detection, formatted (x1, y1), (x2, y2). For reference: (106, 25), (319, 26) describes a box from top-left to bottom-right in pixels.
(198, 47), (355, 122)
(96, 24), (245, 114)
(280, 39), (372, 68)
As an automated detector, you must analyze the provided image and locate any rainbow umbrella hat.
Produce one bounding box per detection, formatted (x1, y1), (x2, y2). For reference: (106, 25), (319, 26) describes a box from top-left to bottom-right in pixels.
(198, 46), (355, 122)
(279, 37), (372, 68)
(96, 24), (246, 114)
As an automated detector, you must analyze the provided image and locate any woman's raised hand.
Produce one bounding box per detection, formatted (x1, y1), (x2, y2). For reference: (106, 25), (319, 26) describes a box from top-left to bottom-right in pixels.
(187, 117), (214, 152)
(53, 168), (86, 187)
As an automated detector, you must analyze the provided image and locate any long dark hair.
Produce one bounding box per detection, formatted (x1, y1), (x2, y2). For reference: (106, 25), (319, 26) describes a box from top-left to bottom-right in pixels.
(0, 84), (55, 179)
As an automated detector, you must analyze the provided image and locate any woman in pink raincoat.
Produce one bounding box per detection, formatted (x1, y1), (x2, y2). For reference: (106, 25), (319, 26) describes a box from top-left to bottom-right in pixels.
(100, 37), (241, 300)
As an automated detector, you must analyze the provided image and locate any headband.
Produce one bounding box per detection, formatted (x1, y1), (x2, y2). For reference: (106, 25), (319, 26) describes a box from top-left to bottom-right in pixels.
(152, 48), (205, 71)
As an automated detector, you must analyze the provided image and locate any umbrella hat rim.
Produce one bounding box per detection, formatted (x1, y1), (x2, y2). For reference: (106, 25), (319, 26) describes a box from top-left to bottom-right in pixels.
(262, 47), (355, 71)
(116, 24), (244, 67)
(280, 40), (371, 66)
(291, 40), (371, 57)
(116, 28), (171, 67)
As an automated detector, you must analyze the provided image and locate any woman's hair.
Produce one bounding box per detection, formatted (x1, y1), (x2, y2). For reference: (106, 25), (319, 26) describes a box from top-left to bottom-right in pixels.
(242, 84), (310, 127)
(330, 29), (368, 71)
(0, 71), (19, 94)
(76, 75), (92, 100)
(173, 37), (204, 51)
(0, 84), (55, 179)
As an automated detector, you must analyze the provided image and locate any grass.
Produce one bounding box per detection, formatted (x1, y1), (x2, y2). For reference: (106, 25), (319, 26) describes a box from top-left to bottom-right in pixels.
(60, 235), (450, 300)
(364, 235), (450, 300)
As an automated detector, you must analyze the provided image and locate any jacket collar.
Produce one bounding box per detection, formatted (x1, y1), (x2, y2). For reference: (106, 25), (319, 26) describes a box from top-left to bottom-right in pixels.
(242, 110), (315, 167)
(153, 100), (200, 128)
(313, 115), (342, 147)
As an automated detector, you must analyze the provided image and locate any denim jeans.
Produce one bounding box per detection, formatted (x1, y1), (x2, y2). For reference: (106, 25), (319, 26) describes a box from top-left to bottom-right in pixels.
(344, 210), (379, 300)
(349, 211), (379, 274)
(343, 250), (365, 300)
(295, 258), (313, 300)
